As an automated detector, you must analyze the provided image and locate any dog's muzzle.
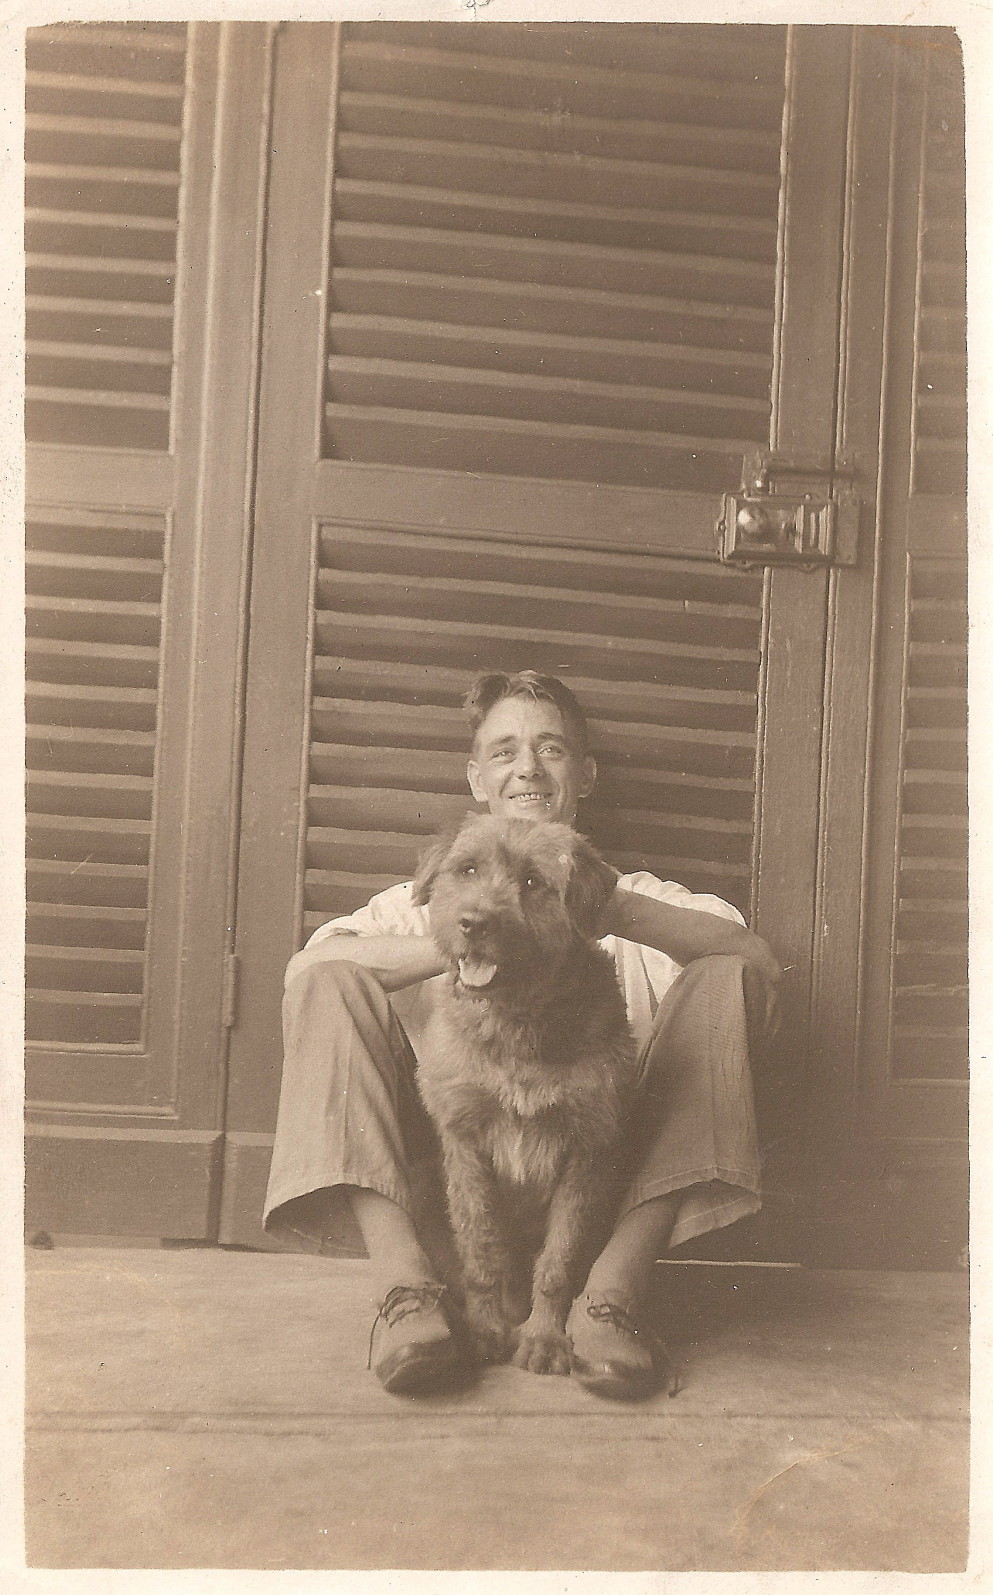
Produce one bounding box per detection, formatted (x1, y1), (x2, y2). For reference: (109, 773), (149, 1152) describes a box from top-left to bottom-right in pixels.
(456, 954), (499, 991)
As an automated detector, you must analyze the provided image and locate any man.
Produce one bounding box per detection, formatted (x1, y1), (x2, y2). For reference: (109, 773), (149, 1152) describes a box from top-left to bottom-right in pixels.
(264, 671), (782, 1399)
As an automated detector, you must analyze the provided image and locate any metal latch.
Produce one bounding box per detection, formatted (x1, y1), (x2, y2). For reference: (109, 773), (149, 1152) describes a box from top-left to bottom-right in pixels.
(717, 450), (860, 568)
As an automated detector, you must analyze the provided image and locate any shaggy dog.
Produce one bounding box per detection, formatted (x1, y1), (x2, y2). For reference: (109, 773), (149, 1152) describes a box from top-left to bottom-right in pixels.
(412, 814), (637, 1376)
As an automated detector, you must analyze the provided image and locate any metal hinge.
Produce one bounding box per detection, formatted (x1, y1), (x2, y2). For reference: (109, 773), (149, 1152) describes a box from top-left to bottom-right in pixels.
(221, 952), (240, 1030)
(717, 449), (860, 569)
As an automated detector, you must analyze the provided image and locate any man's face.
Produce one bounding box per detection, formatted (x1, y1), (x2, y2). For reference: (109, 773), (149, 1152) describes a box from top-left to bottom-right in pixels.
(466, 695), (596, 826)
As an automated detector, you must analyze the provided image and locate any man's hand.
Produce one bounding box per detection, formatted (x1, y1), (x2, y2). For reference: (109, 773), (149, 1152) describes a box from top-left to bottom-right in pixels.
(285, 934), (447, 994)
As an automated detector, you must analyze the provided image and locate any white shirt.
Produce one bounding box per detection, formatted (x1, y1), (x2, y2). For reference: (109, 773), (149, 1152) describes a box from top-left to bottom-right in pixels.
(305, 872), (745, 1061)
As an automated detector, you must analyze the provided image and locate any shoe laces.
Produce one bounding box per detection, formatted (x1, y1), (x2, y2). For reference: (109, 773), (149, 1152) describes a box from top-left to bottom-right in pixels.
(584, 1297), (645, 1341)
(367, 1282), (448, 1370)
(583, 1296), (681, 1396)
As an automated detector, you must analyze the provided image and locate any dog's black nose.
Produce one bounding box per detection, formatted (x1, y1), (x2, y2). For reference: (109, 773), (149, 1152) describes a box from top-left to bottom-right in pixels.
(458, 910), (488, 935)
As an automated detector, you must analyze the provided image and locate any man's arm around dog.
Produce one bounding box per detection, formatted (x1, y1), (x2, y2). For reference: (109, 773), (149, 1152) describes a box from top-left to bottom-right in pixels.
(285, 886), (781, 997)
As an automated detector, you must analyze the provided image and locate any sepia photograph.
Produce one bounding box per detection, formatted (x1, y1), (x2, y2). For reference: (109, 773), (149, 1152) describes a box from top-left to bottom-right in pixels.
(15, 8), (974, 1576)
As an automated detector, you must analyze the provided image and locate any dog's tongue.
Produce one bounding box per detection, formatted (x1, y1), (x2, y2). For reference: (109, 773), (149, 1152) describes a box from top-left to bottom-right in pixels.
(457, 955), (498, 990)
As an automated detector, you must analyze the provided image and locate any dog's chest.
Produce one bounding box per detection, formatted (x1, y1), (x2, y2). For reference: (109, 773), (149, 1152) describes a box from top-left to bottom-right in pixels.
(488, 1111), (569, 1190)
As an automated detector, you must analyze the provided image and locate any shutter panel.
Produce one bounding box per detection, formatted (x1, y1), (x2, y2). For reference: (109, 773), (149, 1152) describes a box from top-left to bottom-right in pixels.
(822, 33), (969, 1266)
(912, 58), (966, 499)
(24, 23), (185, 1061)
(25, 23), (186, 450)
(26, 505), (162, 1048)
(25, 24), (273, 1239)
(326, 22), (784, 489)
(893, 555), (967, 1081)
(303, 525), (762, 936)
(892, 45), (968, 1088)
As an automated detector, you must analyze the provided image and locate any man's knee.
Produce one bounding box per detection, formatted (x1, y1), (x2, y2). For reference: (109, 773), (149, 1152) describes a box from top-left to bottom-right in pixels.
(283, 955), (388, 1014)
(673, 953), (780, 1050)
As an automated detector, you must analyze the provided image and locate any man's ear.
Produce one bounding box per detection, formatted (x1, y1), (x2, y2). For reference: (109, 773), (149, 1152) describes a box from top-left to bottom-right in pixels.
(579, 754), (597, 801)
(467, 759), (487, 804)
(564, 834), (620, 938)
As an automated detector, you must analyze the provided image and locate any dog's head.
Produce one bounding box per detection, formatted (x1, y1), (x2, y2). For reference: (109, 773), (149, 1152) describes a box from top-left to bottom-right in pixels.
(412, 814), (618, 998)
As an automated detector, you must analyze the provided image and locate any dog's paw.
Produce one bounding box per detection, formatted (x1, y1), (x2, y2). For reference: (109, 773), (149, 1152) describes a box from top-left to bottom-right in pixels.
(462, 1293), (517, 1364)
(511, 1329), (573, 1376)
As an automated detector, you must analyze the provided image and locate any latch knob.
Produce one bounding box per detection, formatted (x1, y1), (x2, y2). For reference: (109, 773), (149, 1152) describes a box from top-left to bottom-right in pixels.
(717, 450), (859, 568)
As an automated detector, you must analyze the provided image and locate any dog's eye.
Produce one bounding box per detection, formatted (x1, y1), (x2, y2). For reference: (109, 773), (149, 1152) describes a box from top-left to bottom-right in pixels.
(460, 864), (476, 877)
(523, 874), (546, 891)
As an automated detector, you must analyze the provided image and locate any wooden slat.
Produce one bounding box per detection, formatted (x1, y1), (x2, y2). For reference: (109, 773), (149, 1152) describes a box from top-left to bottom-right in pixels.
(326, 404), (754, 491)
(335, 92), (781, 174)
(329, 311), (773, 396)
(26, 594), (161, 646)
(308, 741), (755, 823)
(333, 220), (775, 301)
(27, 943), (146, 993)
(25, 111), (183, 144)
(28, 23), (187, 56)
(344, 23), (785, 83)
(26, 680), (158, 731)
(312, 609), (759, 692)
(327, 355), (768, 438)
(26, 903), (148, 949)
(338, 34), (784, 125)
(26, 724), (156, 776)
(317, 522), (762, 602)
(311, 656), (757, 733)
(27, 811), (152, 865)
(27, 68), (185, 100)
(27, 636), (159, 688)
(28, 770), (153, 820)
(317, 566), (760, 646)
(331, 267), (774, 351)
(26, 858), (150, 908)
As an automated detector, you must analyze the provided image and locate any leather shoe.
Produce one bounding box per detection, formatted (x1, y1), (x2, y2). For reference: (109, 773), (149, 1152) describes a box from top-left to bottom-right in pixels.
(368, 1282), (468, 1396)
(567, 1292), (673, 1401)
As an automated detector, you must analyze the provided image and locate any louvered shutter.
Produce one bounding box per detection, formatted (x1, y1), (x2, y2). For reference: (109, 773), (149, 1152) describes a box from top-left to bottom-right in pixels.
(305, 526), (762, 934)
(894, 48), (968, 1089)
(25, 23), (186, 1069)
(25, 24), (272, 1237)
(221, 22), (855, 1251)
(311, 22), (784, 925)
(838, 34), (968, 1265)
(326, 22), (781, 491)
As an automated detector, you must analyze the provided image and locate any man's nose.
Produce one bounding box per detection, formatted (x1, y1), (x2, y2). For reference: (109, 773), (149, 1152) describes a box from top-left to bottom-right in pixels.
(513, 744), (543, 777)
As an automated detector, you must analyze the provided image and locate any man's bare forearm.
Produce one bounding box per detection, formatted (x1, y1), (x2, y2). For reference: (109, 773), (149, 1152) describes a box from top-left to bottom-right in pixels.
(284, 934), (447, 993)
(599, 888), (781, 985)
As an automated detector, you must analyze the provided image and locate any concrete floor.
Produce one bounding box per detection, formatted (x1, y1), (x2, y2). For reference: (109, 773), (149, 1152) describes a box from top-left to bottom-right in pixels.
(25, 1246), (968, 1572)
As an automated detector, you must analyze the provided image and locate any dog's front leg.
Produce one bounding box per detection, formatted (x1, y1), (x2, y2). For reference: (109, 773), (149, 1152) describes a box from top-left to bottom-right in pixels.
(440, 1135), (516, 1364)
(513, 1157), (604, 1376)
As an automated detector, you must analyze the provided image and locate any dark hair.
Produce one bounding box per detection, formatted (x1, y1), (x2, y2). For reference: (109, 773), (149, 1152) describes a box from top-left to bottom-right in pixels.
(462, 671), (591, 755)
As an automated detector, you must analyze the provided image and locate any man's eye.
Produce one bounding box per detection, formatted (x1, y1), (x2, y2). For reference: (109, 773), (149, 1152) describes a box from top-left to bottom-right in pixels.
(491, 750), (513, 761)
(539, 743), (564, 757)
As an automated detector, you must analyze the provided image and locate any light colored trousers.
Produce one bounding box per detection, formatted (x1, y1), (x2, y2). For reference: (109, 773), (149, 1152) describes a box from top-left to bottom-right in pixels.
(263, 954), (778, 1262)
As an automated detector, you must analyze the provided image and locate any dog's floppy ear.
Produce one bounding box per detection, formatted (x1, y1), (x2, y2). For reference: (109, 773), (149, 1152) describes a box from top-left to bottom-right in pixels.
(411, 815), (469, 906)
(564, 835), (621, 938)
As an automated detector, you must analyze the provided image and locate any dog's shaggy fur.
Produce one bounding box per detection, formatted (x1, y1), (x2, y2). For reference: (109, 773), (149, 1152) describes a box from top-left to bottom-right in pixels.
(412, 814), (637, 1375)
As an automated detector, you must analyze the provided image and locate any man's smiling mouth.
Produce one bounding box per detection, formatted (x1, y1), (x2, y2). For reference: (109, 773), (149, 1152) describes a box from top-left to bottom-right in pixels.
(509, 792), (553, 807)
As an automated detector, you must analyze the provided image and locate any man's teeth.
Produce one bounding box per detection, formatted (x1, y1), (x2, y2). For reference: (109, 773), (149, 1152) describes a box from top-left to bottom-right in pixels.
(511, 794), (550, 804)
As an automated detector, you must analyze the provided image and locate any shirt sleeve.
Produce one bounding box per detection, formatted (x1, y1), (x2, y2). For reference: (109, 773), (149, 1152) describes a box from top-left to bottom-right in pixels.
(600, 871), (746, 1054)
(303, 880), (431, 947)
(617, 870), (746, 927)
